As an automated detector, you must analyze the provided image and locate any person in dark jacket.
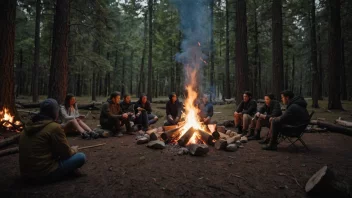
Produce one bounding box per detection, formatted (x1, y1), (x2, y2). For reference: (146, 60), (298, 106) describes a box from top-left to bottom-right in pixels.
(100, 92), (132, 137)
(247, 93), (282, 141)
(134, 93), (158, 131)
(234, 91), (257, 135)
(199, 94), (214, 125)
(262, 90), (310, 151)
(164, 92), (182, 126)
(19, 98), (86, 183)
(120, 94), (136, 122)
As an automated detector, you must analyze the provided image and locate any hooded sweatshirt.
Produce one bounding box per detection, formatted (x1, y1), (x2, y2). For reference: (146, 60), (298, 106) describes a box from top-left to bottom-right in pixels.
(258, 100), (282, 120)
(166, 99), (182, 119)
(19, 120), (74, 179)
(236, 98), (257, 116)
(120, 100), (135, 114)
(134, 96), (152, 114)
(277, 96), (310, 125)
(100, 99), (123, 125)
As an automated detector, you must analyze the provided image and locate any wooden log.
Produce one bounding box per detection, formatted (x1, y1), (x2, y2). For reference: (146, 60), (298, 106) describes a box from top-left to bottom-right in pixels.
(146, 130), (158, 141)
(207, 124), (217, 133)
(198, 130), (214, 146)
(16, 102), (101, 110)
(0, 147), (19, 157)
(215, 139), (227, 150)
(227, 135), (242, 144)
(217, 126), (226, 133)
(212, 131), (220, 140)
(305, 166), (351, 198)
(219, 132), (229, 140)
(0, 134), (20, 149)
(177, 127), (195, 147)
(335, 118), (352, 128)
(163, 125), (178, 132)
(310, 120), (352, 136)
(160, 126), (182, 141)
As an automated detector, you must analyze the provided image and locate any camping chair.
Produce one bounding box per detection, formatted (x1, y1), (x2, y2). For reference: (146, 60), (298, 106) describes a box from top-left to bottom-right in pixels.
(278, 111), (315, 151)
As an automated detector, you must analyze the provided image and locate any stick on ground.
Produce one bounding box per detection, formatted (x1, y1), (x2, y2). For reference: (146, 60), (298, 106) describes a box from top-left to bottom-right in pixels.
(78, 143), (106, 150)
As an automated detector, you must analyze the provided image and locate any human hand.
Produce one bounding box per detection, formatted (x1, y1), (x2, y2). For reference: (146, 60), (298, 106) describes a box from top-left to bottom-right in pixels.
(255, 112), (260, 117)
(137, 107), (144, 111)
(71, 146), (79, 153)
(260, 114), (266, 119)
(269, 117), (274, 122)
(122, 113), (128, 118)
(79, 115), (85, 119)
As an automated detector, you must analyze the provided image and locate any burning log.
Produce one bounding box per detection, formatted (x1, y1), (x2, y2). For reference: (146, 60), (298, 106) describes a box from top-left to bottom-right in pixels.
(160, 126), (182, 141)
(0, 147), (19, 157)
(211, 131), (220, 140)
(305, 166), (351, 198)
(177, 127), (195, 147)
(198, 129), (214, 146)
(163, 125), (178, 131)
(0, 134), (20, 149)
(207, 124), (217, 133)
(310, 120), (352, 136)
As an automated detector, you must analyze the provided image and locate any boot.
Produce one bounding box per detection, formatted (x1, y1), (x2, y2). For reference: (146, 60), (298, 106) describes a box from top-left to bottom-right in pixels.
(246, 129), (254, 138)
(262, 137), (278, 151)
(241, 130), (248, 137)
(237, 125), (243, 134)
(258, 138), (270, 144)
(248, 129), (261, 140)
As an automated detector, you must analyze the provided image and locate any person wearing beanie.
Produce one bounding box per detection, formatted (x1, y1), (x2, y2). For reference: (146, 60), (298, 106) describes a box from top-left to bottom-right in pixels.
(164, 92), (182, 126)
(19, 98), (86, 183)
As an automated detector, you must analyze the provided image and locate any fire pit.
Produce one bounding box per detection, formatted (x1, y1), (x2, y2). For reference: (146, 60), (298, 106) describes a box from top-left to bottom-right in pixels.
(0, 108), (23, 134)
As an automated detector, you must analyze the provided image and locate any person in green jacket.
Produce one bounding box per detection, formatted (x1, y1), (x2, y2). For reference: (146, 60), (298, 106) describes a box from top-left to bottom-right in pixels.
(19, 98), (86, 183)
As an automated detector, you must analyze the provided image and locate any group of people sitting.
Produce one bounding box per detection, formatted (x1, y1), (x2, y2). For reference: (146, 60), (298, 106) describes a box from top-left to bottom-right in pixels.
(233, 90), (310, 151)
(18, 89), (309, 183)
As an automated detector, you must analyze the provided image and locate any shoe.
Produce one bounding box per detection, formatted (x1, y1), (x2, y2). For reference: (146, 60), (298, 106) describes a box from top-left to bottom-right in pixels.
(237, 126), (243, 134)
(241, 130), (248, 137)
(245, 129), (254, 137)
(81, 132), (91, 139)
(262, 143), (277, 151)
(88, 131), (99, 139)
(248, 129), (261, 140)
(258, 138), (270, 144)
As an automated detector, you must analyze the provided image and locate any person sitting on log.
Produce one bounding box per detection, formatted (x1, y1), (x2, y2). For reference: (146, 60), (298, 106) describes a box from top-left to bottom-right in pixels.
(198, 94), (214, 125)
(120, 93), (136, 124)
(134, 93), (158, 131)
(234, 91), (257, 135)
(164, 92), (182, 126)
(100, 91), (132, 137)
(247, 93), (282, 141)
(262, 90), (310, 151)
(19, 98), (86, 183)
(60, 94), (99, 139)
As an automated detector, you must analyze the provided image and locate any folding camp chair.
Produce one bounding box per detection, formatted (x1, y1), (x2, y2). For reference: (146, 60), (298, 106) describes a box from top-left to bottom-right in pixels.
(278, 111), (315, 151)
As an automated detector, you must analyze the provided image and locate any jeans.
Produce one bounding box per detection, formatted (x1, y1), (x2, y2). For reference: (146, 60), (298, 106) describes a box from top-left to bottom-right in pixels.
(135, 111), (158, 130)
(47, 152), (86, 182)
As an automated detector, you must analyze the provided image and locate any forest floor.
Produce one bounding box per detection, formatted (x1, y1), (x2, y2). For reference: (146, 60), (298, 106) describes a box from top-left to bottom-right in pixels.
(1, 97), (352, 198)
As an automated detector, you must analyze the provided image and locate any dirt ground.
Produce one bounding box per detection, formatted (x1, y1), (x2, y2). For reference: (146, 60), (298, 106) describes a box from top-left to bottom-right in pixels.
(1, 98), (352, 198)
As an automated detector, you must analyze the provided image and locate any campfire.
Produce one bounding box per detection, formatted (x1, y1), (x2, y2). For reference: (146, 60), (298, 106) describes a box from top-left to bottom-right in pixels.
(0, 108), (23, 133)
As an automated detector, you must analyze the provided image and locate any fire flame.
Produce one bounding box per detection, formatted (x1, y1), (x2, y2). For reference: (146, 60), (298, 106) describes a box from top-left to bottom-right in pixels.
(0, 108), (21, 128)
(177, 67), (209, 145)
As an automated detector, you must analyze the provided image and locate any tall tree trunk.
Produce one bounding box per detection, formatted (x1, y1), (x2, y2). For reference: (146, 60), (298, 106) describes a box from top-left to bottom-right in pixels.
(147, 0), (153, 102)
(310, 0), (319, 108)
(225, 0), (231, 99)
(48, 0), (69, 104)
(327, 0), (342, 109)
(272, 0), (284, 99)
(317, 23), (323, 99)
(92, 72), (96, 101)
(18, 48), (24, 96)
(341, 38), (347, 100)
(32, 0), (41, 102)
(130, 51), (134, 95)
(138, 12), (147, 96)
(105, 52), (110, 97)
(253, 0), (260, 98)
(114, 49), (118, 91)
(235, 0), (249, 105)
(121, 55), (126, 97)
(210, 1), (215, 101)
(291, 54), (295, 92)
(0, 0), (17, 118)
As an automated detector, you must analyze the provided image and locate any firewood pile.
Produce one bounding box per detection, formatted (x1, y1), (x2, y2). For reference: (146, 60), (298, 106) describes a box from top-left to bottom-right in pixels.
(135, 123), (248, 156)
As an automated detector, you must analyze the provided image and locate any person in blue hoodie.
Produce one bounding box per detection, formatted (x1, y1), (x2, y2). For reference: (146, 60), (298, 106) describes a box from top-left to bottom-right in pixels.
(262, 90), (310, 151)
(164, 92), (182, 126)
